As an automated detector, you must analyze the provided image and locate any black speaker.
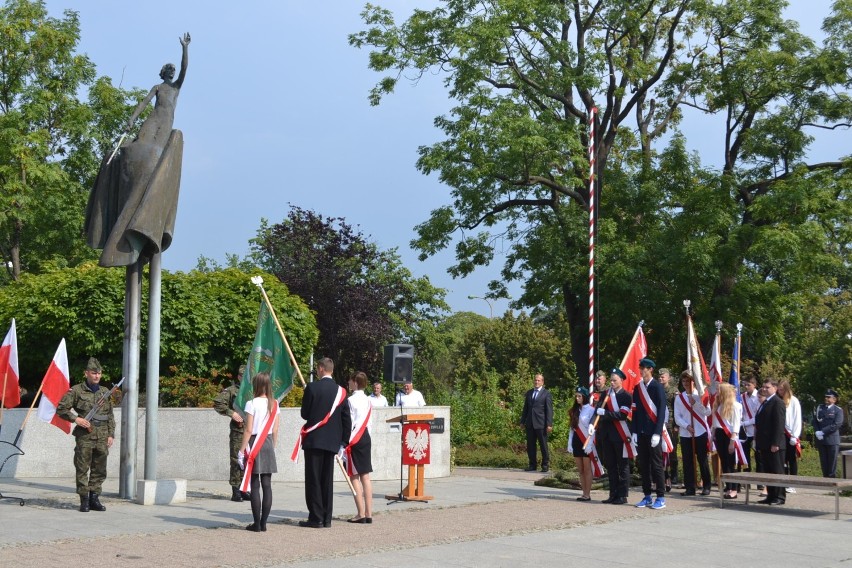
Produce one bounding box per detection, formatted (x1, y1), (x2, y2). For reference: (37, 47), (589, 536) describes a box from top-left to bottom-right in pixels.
(384, 344), (414, 384)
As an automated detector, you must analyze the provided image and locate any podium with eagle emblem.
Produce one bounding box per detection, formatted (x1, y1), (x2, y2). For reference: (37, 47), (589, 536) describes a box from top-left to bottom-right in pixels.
(385, 413), (434, 501)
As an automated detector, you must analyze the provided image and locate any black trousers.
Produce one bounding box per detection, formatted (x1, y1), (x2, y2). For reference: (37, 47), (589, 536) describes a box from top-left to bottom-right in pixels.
(680, 434), (711, 491)
(637, 434), (666, 498)
(304, 448), (335, 525)
(818, 443), (839, 478)
(714, 430), (737, 492)
(762, 446), (786, 502)
(525, 426), (550, 468)
(600, 437), (629, 499)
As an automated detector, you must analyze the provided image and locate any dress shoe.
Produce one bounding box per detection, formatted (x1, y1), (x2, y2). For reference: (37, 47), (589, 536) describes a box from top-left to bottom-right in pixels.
(665, 484), (672, 493)
(681, 490), (696, 496)
(298, 520), (324, 528)
(246, 523), (260, 532)
(723, 493), (738, 499)
(260, 523), (267, 532)
(576, 496), (591, 502)
(365, 518), (372, 524)
(700, 488), (711, 496)
(524, 466), (537, 472)
(772, 499), (785, 506)
(241, 491), (251, 500)
(88, 492), (106, 512)
(347, 517), (367, 524)
(602, 496), (614, 504)
(756, 498), (774, 505)
(610, 498), (627, 505)
(541, 466), (549, 473)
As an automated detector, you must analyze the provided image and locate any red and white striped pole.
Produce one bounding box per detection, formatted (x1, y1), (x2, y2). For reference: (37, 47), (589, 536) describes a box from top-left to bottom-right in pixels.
(588, 107), (597, 388)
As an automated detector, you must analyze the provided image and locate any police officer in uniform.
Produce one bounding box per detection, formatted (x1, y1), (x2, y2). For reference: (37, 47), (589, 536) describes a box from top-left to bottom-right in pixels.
(57, 357), (115, 512)
(213, 365), (249, 501)
(813, 388), (845, 478)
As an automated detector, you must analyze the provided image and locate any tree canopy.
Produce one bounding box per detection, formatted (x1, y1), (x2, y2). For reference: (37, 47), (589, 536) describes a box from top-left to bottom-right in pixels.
(351, 0), (852, 400)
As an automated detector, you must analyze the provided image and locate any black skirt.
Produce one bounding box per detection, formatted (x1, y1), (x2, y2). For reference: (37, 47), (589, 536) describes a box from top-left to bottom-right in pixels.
(571, 432), (588, 458)
(248, 434), (277, 474)
(349, 432), (373, 474)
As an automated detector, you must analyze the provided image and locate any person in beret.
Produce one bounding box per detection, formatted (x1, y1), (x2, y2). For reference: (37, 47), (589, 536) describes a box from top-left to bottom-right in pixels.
(594, 367), (633, 504)
(56, 357), (115, 512)
(631, 357), (668, 509)
(813, 389), (845, 478)
(567, 386), (595, 500)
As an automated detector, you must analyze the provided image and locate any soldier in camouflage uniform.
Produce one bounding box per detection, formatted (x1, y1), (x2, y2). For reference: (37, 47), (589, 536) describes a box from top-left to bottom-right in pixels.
(56, 357), (115, 512)
(213, 366), (249, 502)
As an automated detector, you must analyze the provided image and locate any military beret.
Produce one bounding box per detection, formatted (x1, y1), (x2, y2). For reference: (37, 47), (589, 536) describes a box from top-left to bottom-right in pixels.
(639, 357), (656, 369)
(610, 368), (626, 380)
(575, 386), (590, 397)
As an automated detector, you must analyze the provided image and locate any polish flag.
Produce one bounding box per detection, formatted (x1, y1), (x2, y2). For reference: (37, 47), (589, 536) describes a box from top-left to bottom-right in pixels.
(686, 316), (706, 397)
(620, 325), (647, 394)
(37, 339), (71, 434)
(0, 319), (21, 409)
(707, 331), (723, 395)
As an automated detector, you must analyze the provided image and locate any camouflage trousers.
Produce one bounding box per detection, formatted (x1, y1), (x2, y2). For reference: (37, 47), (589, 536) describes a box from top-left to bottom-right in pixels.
(229, 429), (244, 487)
(74, 435), (109, 496)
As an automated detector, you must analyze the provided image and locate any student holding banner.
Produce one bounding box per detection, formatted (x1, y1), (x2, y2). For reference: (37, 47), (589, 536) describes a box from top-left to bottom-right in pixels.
(239, 372), (280, 532)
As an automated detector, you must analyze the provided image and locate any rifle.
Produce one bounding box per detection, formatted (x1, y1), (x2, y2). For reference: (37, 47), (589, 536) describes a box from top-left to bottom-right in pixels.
(83, 377), (125, 429)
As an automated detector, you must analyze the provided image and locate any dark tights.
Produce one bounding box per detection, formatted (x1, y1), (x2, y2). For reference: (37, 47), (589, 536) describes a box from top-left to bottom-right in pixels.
(250, 473), (273, 529)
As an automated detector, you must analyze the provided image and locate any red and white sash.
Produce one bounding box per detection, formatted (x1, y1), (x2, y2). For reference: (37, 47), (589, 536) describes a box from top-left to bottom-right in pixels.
(713, 410), (748, 467)
(344, 403), (372, 476)
(574, 425), (606, 477)
(785, 427), (802, 458)
(291, 386), (347, 463)
(239, 402), (279, 492)
(636, 379), (658, 422)
(605, 389), (636, 458)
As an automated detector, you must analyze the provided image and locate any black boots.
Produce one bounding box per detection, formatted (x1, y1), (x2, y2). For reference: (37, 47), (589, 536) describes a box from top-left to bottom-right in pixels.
(79, 494), (90, 512)
(231, 486), (243, 502)
(88, 491), (106, 512)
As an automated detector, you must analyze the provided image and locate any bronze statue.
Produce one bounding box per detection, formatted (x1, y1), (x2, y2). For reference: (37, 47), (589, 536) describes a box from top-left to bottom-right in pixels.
(85, 33), (191, 267)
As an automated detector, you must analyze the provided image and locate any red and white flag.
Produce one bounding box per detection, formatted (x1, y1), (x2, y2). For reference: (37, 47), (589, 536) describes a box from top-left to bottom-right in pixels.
(620, 325), (647, 394)
(36, 339), (71, 434)
(707, 331), (723, 395)
(0, 319), (20, 409)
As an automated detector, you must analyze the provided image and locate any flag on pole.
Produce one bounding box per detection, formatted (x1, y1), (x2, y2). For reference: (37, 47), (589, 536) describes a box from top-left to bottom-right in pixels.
(0, 319), (21, 409)
(729, 334), (741, 403)
(235, 301), (296, 413)
(708, 331), (723, 396)
(686, 316), (706, 397)
(37, 339), (71, 434)
(620, 325), (647, 394)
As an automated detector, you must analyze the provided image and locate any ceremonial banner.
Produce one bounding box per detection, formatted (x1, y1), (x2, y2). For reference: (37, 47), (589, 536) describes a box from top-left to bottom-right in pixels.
(0, 319), (20, 409)
(729, 334), (741, 403)
(686, 317), (706, 396)
(402, 422), (430, 465)
(621, 326), (647, 394)
(236, 301), (296, 413)
(36, 339), (71, 434)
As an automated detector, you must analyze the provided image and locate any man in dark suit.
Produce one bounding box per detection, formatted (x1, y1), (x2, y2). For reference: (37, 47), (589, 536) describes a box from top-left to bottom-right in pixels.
(755, 378), (787, 505)
(520, 374), (553, 472)
(298, 357), (351, 527)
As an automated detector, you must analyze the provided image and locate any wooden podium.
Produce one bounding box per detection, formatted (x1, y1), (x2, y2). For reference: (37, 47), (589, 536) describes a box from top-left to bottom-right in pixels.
(385, 413), (434, 502)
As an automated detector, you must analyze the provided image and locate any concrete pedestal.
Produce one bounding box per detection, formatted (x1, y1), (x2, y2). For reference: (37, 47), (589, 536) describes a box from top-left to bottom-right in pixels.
(136, 479), (187, 505)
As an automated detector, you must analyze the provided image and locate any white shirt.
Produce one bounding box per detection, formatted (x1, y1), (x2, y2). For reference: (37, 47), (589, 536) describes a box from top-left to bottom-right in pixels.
(567, 404), (594, 450)
(244, 396), (274, 436)
(712, 400), (742, 436)
(674, 391), (710, 437)
(396, 389), (426, 407)
(785, 395), (802, 438)
(348, 390), (373, 437)
(368, 393), (388, 407)
(740, 390), (760, 437)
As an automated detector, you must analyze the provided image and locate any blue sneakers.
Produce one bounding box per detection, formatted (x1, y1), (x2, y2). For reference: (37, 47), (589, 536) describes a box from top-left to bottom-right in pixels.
(651, 497), (666, 510)
(635, 495), (653, 508)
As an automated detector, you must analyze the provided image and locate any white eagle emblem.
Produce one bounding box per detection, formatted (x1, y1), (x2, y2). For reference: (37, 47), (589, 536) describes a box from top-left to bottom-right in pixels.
(405, 426), (429, 462)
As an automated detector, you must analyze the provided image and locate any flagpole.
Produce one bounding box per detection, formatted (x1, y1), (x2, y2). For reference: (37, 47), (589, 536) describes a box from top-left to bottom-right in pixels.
(251, 276), (306, 387)
(735, 323), (742, 385)
(0, 369), (7, 434)
(584, 320), (643, 450)
(587, 106), (598, 389)
(12, 379), (46, 447)
(712, 320), (722, 493)
(335, 454), (357, 496)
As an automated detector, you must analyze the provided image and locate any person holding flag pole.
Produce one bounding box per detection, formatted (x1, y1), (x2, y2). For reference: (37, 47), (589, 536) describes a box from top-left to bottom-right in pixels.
(592, 368), (634, 505)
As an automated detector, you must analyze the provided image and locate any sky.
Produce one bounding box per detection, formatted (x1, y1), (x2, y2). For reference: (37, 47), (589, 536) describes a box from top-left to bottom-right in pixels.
(43, 0), (849, 319)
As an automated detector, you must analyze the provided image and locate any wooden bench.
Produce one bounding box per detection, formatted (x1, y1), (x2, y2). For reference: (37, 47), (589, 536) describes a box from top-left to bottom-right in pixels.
(720, 472), (852, 520)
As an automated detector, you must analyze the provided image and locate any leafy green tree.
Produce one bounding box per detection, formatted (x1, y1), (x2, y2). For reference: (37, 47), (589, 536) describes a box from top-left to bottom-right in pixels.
(0, 0), (141, 283)
(0, 265), (318, 397)
(351, 0), (852, 387)
(250, 206), (448, 379)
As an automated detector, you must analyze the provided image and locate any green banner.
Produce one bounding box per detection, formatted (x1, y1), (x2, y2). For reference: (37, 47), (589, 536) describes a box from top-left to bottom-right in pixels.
(235, 301), (295, 413)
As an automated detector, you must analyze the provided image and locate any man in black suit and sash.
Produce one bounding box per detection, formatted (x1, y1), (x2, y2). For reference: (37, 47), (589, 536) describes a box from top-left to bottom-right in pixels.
(297, 357), (351, 527)
(520, 374), (553, 472)
(755, 378), (787, 505)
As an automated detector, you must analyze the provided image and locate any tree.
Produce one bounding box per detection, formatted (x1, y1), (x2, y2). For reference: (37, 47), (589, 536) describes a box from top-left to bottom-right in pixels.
(0, 265), (318, 395)
(351, 0), (852, 382)
(250, 205), (448, 379)
(0, 1), (140, 283)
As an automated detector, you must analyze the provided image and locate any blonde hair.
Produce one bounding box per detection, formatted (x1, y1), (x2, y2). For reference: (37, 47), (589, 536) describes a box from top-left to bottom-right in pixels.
(778, 379), (793, 407)
(713, 383), (735, 420)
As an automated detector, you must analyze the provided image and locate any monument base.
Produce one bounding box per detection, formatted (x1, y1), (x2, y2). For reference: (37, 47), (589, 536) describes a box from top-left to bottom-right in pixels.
(135, 478), (187, 505)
